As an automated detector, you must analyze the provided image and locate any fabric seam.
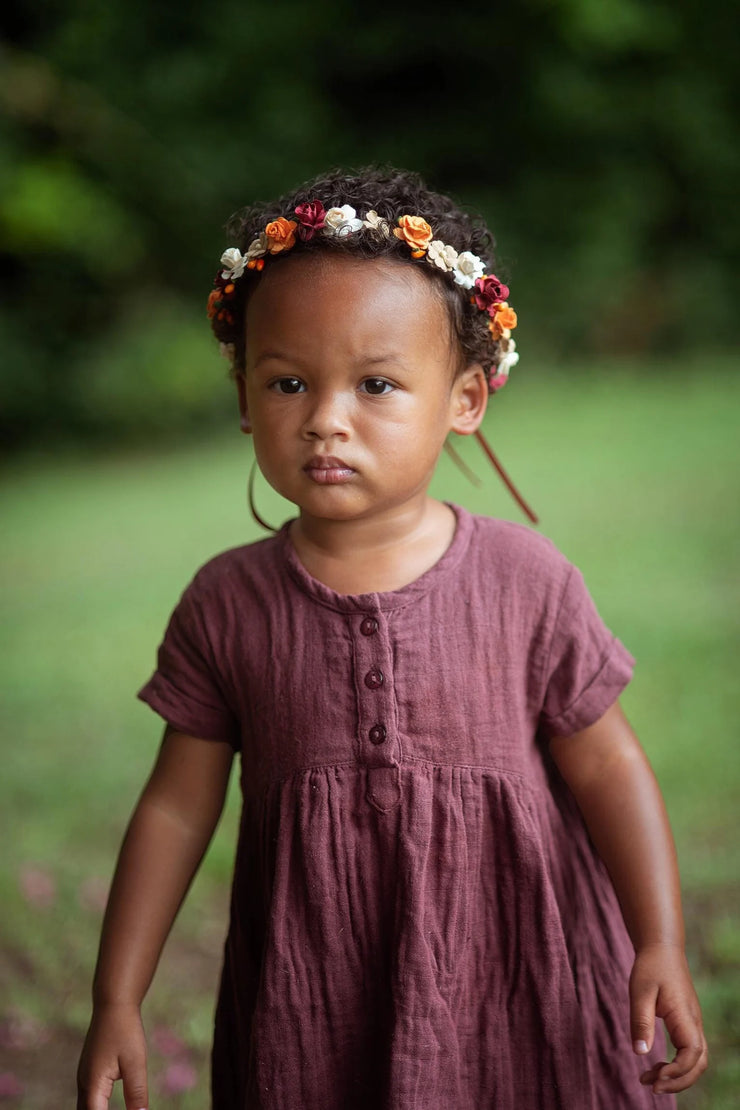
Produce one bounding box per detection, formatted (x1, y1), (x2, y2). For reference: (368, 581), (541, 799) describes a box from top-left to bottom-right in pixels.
(539, 635), (623, 729)
(265, 755), (533, 790)
(537, 562), (576, 712)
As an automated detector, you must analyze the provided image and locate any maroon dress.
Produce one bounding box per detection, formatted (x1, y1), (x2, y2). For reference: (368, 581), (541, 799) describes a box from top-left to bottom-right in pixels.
(138, 503), (673, 1108)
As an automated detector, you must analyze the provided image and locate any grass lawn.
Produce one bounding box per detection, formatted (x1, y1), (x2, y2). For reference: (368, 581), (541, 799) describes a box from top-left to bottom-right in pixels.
(1, 356), (738, 1106)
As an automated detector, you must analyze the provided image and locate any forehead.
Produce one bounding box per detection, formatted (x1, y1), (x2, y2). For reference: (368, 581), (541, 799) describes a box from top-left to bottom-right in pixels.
(245, 254), (453, 361)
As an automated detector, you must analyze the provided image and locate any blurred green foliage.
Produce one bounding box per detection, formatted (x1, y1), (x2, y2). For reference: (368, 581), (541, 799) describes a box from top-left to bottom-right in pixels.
(1, 0), (738, 446)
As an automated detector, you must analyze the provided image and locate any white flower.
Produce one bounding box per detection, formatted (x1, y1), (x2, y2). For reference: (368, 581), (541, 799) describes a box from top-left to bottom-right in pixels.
(362, 209), (391, 236)
(219, 342), (236, 362)
(220, 247), (248, 280)
(497, 349), (520, 376)
(453, 251), (485, 289)
(427, 240), (459, 272)
(324, 205), (363, 237)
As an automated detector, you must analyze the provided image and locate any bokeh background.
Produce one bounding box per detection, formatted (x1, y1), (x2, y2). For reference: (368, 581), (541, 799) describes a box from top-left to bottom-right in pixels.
(1, 2), (738, 1106)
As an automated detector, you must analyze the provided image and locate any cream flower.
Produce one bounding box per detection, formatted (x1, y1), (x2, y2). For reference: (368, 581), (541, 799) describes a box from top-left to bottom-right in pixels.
(219, 342), (236, 362)
(427, 240), (459, 272)
(324, 205), (363, 237)
(220, 247), (248, 280)
(453, 251), (485, 289)
(245, 233), (268, 260)
(362, 209), (391, 236)
(497, 349), (520, 376)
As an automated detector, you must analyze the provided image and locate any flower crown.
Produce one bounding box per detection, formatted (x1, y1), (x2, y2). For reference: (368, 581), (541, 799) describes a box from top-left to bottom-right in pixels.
(207, 201), (519, 392)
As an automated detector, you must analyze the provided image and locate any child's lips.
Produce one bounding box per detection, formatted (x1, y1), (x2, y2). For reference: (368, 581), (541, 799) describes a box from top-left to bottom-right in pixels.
(303, 456), (356, 484)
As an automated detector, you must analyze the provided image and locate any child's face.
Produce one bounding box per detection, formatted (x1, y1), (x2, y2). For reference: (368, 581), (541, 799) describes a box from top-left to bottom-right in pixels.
(238, 254), (487, 525)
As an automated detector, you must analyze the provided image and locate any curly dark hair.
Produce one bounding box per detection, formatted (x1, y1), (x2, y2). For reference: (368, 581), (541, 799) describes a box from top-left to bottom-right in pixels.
(208, 165), (508, 383)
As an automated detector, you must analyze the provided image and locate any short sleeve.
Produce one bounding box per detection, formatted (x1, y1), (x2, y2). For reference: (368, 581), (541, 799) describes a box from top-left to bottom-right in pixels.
(538, 563), (635, 740)
(137, 578), (240, 749)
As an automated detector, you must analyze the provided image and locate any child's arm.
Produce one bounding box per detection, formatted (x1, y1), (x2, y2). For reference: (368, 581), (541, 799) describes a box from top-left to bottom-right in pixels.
(548, 700), (708, 1096)
(76, 725), (234, 1110)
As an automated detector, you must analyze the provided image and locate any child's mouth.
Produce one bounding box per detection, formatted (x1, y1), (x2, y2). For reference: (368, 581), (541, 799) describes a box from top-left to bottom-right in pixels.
(303, 455), (356, 484)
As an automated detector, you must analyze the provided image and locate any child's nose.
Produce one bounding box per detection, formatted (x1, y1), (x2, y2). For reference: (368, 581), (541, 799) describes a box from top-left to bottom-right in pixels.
(301, 390), (351, 440)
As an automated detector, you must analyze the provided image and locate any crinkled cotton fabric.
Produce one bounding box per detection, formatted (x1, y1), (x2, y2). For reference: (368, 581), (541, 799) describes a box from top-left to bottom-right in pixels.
(138, 503), (672, 1109)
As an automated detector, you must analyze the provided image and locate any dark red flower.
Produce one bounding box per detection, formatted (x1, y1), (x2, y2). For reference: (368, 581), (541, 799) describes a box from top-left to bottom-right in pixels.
(295, 200), (327, 240)
(473, 274), (510, 312)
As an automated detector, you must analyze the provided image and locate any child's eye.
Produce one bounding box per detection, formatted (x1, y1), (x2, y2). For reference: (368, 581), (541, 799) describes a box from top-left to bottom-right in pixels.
(360, 378), (394, 396)
(270, 377), (305, 394)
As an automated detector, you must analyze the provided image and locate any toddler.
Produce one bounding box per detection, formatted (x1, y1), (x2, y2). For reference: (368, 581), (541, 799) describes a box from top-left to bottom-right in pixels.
(77, 166), (707, 1109)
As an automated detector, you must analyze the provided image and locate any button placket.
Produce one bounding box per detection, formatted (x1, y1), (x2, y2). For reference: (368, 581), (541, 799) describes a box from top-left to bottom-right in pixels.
(349, 609), (401, 813)
(352, 610), (398, 764)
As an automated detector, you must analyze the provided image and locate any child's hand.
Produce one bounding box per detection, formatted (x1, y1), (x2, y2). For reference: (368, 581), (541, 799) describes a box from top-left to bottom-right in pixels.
(630, 942), (708, 1095)
(76, 1002), (148, 1110)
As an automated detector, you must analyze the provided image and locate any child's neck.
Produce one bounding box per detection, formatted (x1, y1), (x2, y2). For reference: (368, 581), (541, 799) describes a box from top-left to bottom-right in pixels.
(289, 498), (456, 595)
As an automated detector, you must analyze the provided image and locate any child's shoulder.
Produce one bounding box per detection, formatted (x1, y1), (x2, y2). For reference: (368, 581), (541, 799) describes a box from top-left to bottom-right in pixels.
(467, 510), (572, 578)
(178, 531), (284, 600)
(463, 511), (585, 620)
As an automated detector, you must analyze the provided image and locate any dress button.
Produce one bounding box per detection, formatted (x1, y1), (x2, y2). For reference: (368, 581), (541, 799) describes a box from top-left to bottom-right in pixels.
(360, 616), (379, 636)
(364, 668), (384, 690)
(369, 724), (387, 745)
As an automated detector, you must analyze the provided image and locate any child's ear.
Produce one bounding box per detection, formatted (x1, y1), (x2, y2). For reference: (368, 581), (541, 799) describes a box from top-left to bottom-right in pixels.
(449, 363), (488, 436)
(235, 373), (252, 434)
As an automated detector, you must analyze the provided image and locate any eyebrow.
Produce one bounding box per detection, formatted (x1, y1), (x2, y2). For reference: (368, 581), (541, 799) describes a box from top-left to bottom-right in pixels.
(360, 354), (408, 368)
(253, 351), (410, 370)
(253, 350), (295, 368)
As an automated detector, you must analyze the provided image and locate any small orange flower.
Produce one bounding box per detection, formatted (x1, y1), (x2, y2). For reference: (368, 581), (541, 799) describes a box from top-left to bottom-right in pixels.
(224, 283), (235, 296)
(206, 290), (221, 319)
(493, 306), (517, 331)
(264, 217), (298, 253)
(393, 215), (433, 252)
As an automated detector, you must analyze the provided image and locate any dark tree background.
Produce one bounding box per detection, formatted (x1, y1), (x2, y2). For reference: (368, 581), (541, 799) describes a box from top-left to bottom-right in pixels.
(1, 0), (738, 446)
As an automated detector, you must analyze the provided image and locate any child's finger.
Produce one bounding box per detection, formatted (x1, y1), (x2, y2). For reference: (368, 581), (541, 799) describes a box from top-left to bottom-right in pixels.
(640, 1050), (708, 1093)
(638, 1019), (708, 1093)
(650, 1033), (708, 1093)
(638, 1060), (668, 1086)
(120, 1050), (149, 1110)
(76, 1073), (115, 1110)
(629, 973), (658, 1056)
(644, 1051), (709, 1094)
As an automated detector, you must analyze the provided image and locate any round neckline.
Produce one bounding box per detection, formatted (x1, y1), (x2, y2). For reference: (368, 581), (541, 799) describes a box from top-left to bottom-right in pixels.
(279, 502), (473, 613)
